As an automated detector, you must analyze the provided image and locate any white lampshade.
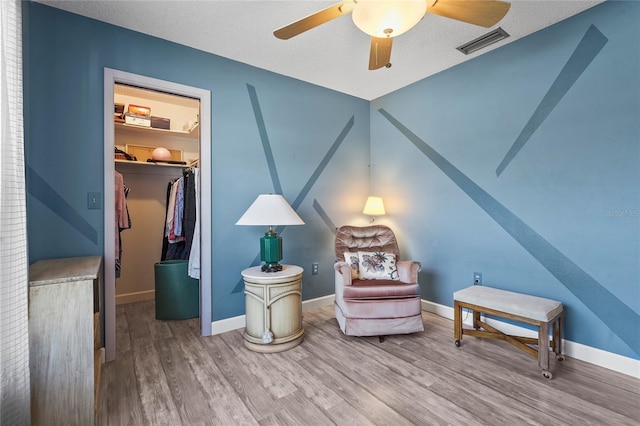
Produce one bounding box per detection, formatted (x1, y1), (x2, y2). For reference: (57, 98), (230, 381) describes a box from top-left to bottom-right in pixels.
(363, 196), (386, 216)
(352, 0), (427, 38)
(236, 194), (305, 226)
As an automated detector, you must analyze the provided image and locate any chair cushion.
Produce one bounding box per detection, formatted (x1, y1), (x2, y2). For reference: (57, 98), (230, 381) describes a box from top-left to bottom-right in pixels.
(344, 280), (419, 300)
(337, 296), (422, 319)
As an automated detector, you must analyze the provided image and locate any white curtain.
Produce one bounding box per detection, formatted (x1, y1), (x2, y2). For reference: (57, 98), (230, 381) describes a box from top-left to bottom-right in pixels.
(0, 0), (30, 424)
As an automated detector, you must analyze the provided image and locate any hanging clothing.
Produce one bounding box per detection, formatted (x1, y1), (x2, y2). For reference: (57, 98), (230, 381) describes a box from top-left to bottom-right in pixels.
(173, 178), (185, 238)
(114, 171), (131, 277)
(166, 177), (186, 244)
(183, 169), (197, 253)
(161, 179), (189, 260)
(160, 181), (172, 261)
(160, 168), (199, 276)
(188, 168), (200, 279)
(162, 175), (187, 261)
(165, 177), (178, 241)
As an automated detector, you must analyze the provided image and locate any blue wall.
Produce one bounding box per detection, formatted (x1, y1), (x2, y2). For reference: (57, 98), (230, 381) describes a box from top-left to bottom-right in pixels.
(371, 1), (639, 359)
(24, 2), (371, 320)
(25, 1), (639, 359)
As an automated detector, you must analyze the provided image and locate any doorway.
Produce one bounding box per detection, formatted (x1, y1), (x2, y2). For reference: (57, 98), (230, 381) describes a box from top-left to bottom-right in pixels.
(103, 69), (212, 362)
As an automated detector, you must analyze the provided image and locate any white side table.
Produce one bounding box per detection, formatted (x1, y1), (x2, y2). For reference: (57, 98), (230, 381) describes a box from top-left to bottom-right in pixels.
(242, 264), (304, 353)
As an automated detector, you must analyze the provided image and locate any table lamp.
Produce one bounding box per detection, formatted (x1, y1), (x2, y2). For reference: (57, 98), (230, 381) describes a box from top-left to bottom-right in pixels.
(236, 194), (304, 272)
(363, 196), (386, 223)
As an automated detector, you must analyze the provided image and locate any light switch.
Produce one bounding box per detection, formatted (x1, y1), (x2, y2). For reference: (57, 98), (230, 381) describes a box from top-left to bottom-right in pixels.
(88, 192), (101, 209)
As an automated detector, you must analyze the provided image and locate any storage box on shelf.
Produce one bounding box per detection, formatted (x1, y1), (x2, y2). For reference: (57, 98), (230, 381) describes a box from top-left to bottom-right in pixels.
(151, 116), (170, 129)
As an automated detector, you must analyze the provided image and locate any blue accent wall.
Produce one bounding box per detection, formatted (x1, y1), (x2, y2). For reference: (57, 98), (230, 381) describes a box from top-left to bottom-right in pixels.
(24, 1), (638, 359)
(23, 2), (370, 320)
(371, 1), (639, 359)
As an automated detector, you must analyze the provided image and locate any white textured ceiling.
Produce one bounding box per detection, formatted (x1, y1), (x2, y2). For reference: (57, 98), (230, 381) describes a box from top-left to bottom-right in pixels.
(36, 0), (603, 100)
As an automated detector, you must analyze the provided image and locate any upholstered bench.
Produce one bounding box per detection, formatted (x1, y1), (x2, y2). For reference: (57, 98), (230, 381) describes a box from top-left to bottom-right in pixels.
(453, 285), (564, 379)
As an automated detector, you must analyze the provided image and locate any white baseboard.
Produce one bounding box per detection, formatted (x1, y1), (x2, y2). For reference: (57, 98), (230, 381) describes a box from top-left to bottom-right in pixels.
(210, 294), (335, 335)
(422, 299), (640, 379)
(302, 294), (335, 312)
(116, 289), (155, 305)
(211, 314), (245, 335)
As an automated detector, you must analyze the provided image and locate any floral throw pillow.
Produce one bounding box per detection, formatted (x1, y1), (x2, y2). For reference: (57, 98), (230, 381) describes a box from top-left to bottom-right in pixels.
(357, 251), (399, 280)
(344, 252), (360, 279)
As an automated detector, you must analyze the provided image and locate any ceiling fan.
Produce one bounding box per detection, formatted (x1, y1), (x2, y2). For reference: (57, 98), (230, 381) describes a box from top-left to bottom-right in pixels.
(274, 0), (511, 70)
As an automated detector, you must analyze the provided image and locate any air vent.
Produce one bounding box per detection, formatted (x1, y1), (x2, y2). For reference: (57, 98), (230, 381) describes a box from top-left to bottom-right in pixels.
(456, 27), (510, 55)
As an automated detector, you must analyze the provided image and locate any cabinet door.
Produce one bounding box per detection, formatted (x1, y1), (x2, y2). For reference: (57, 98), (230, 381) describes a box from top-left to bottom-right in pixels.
(269, 282), (302, 339)
(29, 279), (94, 425)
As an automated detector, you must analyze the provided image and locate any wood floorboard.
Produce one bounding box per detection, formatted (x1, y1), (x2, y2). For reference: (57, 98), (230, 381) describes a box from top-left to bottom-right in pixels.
(114, 304), (131, 355)
(301, 321), (481, 425)
(218, 331), (299, 399)
(422, 312), (640, 421)
(299, 353), (414, 426)
(155, 336), (215, 425)
(198, 329), (279, 422)
(132, 340), (182, 425)
(402, 313), (640, 425)
(304, 311), (439, 385)
(322, 400), (377, 426)
(99, 300), (640, 425)
(167, 321), (259, 425)
(264, 389), (336, 425)
(262, 345), (343, 411)
(367, 331), (561, 425)
(257, 410), (299, 426)
(97, 349), (145, 426)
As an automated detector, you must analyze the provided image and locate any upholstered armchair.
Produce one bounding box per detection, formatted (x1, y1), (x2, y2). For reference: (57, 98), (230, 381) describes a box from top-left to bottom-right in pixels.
(334, 225), (424, 339)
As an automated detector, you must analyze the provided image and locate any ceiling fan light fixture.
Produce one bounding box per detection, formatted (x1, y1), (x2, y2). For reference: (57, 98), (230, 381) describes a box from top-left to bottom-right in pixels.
(352, 0), (427, 38)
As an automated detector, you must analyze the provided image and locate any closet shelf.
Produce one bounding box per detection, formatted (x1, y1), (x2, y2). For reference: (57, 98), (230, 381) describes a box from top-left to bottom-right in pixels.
(115, 121), (199, 139)
(115, 159), (187, 168)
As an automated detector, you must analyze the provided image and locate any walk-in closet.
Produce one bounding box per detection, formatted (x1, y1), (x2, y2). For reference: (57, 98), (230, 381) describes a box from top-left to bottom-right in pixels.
(113, 83), (201, 313)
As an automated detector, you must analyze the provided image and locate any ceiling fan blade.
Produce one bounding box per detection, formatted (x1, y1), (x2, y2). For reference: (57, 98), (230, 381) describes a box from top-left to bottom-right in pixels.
(274, 1), (355, 40)
(427, 0), (511, 28)
(369, 37), (393, 70)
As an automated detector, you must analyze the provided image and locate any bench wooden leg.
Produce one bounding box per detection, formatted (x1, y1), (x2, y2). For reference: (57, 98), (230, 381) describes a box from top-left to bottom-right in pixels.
(553, 314), (564, 361)
(538, 321), (550, 372)
(454, 301), (462, 346)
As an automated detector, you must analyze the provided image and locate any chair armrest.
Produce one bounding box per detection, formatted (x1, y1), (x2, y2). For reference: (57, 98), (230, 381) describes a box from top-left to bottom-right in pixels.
(397, 260), (421, 283)
(334, 261), (353, 286)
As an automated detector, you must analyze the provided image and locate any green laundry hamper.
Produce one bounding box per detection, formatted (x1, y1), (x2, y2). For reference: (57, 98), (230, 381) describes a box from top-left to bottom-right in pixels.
(154, 260), (199, 320)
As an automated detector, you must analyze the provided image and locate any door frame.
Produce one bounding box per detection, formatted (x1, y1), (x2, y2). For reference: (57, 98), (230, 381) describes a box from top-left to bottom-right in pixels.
(103, 68), (212, 362)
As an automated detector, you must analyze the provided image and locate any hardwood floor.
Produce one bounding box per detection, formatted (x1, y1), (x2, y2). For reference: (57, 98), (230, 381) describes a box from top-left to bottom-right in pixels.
(98, 301), (640, 425)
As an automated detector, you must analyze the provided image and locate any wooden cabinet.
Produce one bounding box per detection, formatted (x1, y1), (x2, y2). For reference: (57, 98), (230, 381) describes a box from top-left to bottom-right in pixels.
(28, 256), (103, 425)
(242, 265), (304, 353)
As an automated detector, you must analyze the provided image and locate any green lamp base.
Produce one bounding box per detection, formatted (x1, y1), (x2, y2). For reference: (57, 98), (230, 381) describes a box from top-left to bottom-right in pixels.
(260, 229), (283, 273)
(261, 263), (283, 273)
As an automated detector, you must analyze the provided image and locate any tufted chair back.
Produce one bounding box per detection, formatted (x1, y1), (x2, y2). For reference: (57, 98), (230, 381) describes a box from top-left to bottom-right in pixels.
(335, 225), (400, 261)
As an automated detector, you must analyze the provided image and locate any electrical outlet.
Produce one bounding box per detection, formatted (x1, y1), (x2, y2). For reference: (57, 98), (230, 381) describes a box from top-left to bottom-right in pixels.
(474, 272), (482, 285)
(312, 262), (319, 275)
